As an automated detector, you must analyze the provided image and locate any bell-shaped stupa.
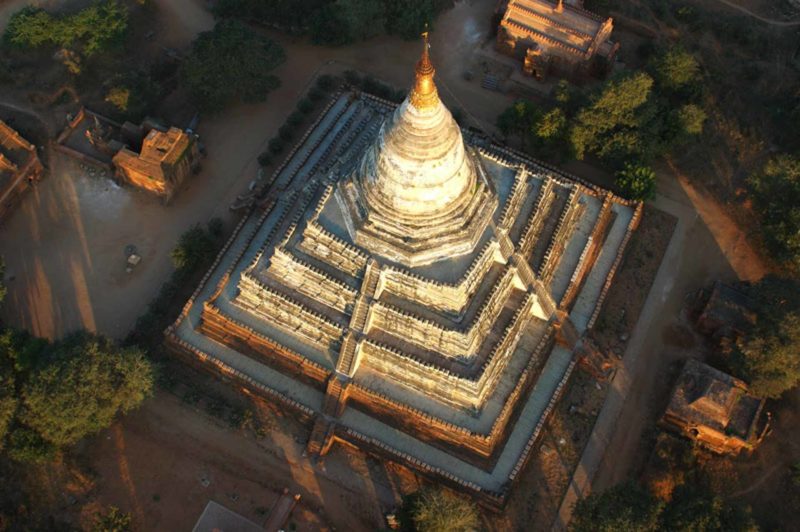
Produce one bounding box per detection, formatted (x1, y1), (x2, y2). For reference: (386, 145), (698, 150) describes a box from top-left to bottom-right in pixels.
(337, 33), (496, 268)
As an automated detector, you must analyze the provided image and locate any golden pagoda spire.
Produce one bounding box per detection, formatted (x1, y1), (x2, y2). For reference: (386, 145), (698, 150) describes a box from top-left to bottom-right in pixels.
(410, 28), (439, 111)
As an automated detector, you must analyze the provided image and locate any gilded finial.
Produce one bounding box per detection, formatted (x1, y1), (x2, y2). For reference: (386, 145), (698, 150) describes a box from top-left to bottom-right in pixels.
(410, 26), (439, 111)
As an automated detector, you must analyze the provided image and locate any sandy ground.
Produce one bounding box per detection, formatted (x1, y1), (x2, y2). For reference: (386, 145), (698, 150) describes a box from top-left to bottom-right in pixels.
(0, 0), (788, 528)
(590, 160), (765, 492)
(23, 385), (416, 531)
(80, 390), (414, 531)
(0, 0), (512, 340)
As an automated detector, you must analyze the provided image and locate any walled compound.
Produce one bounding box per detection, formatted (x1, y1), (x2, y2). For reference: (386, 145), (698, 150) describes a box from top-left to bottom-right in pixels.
(166, 37), (641, 507)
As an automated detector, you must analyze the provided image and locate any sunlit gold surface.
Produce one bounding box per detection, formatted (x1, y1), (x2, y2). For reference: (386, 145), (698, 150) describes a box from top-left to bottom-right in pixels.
(409, 32), (439, 111)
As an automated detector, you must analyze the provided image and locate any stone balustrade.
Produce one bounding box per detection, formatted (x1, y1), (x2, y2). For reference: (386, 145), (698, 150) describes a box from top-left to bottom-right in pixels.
(266, 247), (357, 313)
(377, 239), (503, 314)
(236, 275), (343, 352)
(297, 221), (369, 277)
(539, 187), (585, 282)
(517, 177), (557, 255)
(364, 265), (523, 358)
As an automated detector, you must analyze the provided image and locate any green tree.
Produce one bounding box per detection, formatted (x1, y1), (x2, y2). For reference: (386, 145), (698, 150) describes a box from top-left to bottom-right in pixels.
(677, 103), (707, 136)
(534, 107), (567, 141)
(311, 0), (387, 44)
(497, 100), (539, 144)
(4, 1), (128, 57)
(616, 163), (657, 201)
(92, 506), (132, 532)
(661, 482), (758, 532)
(0, 369), (14, 449)
(725, 276), (800, 398)
(571, 481), (662, 532)
(747, 154), (800, 266)
(19, 333), (154, 447)
(730, 312), (800, 398)
(385, 0), (436, 40)
(652, 46), (701, 92)
(570, 72), (654, 162)
(5, 427), (57, 463)
(181, 20), (285, 112)
(409, 487), (479, 532)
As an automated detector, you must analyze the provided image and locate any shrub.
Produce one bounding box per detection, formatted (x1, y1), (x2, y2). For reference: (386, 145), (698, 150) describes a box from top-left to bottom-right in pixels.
(268, 138), (284, 154)
(171, 225), (215, 271)
(677, 103), (706, 136)
(410, 487), (479, 532)
(315, 74), (336, 92)
(571, 481), (662, 532)
(616, 163), (657, 201)
(297, 98), (314, 114)
(258, 151), (272, 166)
(308, 87), (324, 101)
(278, 125), (293, 141)
(287, 111), (303, 128)
(207, 217), (224, 239)
(92, 506), (132, 532)
(343, 70), (362, 87)
(651, 46), (701, 92)
(105, 86), (130, 111)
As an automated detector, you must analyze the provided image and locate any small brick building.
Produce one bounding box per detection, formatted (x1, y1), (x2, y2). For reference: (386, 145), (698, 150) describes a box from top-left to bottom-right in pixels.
(661, 359), (769, 454)
(496, 0), (618, 81)
(112, 127), (200, 203)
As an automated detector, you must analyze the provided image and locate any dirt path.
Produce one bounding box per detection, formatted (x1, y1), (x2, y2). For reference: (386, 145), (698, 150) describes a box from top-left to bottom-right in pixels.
(667, 161), (769, 282)
(586, 163), (775, 496)
(0, 0), (511, 340)
(709, 0), (800, 25)
(79, 391), (411, 531)
(555, 158), (770, 526)
(152, 0), (214, 47)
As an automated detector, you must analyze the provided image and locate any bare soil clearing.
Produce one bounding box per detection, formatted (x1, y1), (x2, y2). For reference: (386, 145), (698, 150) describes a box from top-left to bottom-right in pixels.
(0, 0), (510, 340)
(14, 385), (418, 531)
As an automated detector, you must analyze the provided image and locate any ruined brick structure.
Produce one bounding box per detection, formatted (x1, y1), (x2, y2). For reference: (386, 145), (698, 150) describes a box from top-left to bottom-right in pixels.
(661, 359), (769, 454)
(496, 0), (618, 81)
(113, 127), (200, 203)
(0, 120), (44, 222)
(166, 38), (641, 506)
(55, 108), (199, 202)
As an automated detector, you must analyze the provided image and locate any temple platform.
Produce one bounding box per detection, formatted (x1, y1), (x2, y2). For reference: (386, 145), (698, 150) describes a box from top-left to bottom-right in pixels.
(166, 89), (640, 506)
